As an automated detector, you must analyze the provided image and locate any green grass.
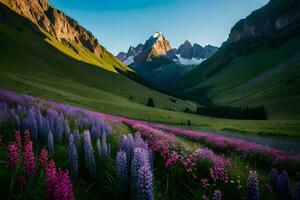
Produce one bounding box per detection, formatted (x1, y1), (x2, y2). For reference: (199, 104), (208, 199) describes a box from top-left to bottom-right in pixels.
(0, 3), (299, 139)
(178, 36), (300, 119)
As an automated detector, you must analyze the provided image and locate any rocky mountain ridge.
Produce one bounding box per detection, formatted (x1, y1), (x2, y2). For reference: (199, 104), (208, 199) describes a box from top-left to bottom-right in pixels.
(117, 33), (218, 66)
(2, 0), (110, 58)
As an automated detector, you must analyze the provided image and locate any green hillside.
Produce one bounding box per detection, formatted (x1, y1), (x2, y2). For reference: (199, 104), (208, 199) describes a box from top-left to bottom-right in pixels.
(0, 3), (197, 116)
(176, 1), (300, 119)
(0, 2), (299, 138)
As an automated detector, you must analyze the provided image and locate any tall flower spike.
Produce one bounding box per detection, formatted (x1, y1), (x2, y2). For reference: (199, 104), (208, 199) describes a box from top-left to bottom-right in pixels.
(96, 138), (101, 159)
(73, 129), (81, 149)
(116, 151), (128, 192)
(48, 132), (54, 155)
(101, 133), (109, 161)
(14, 131), (22, 154)
(277, 171), (291, 199)
(24, 141), (35, 176)
(83, 131), (96, 176)
(213, 190), (222, 200)
(131, 148), (150, 199)
(46, 160), (57, 200)
(68, 135), (78, 180)
(7, 142), (19, 168)
(248, 171), (259, 200)
(136, 164), (153, 200)
(39, 149), (48, 169)
(54, 169), (74, 200)
(24, 129), (31, 144)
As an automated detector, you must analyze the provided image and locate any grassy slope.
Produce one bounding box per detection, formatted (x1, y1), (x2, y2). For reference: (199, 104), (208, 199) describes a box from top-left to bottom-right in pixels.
(178, 36), (300, 119)
(0, 3), (299, 138)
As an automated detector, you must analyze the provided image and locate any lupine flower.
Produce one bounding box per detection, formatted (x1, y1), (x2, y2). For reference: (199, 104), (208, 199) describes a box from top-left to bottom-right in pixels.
(24, 141), (35, 176)
(96, 138), (101, 158)
(116, 151), (128, 192)
(19, 176), (26, 191)
(65, 119), (71, 140)
(7, 142), (19, 168)
(25, 109), (38, 143)
(131, 148), (150, 198)
(83, 131), (96, 176)
(73, 129), (80, 149)
(248, 171), (259, 200)
(48, 132), (54, 154)
(54, 169), (74, 200)
(213, 190), (222, 200)
(24, 129), (31, 144)
(68, 135), (78, 180)
(210, 167), (228, 183)
(46, 160), (57, 199)
(277, 171), (291, 199)
(294, 180), (300, 200)
(14, 131), (22, 153)
(136, 164), (153, 200)
(269, 168), (278, 190)
(39, 149), (48, 169)
(101, 133), (109, 161)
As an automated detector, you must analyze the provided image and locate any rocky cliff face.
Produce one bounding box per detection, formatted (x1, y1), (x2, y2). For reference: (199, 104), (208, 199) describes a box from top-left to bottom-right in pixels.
(227, 0), (300, 43)
(4, 0), (106, 57)
(134, 32), (172, 63)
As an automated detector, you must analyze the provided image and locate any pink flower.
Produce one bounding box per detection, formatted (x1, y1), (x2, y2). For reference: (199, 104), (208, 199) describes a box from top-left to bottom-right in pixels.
(7, 142), (19, 168)
(24, 141), (35, 176)
(210, 167), (228, 183)
(54, 169), (74, 200)
(14, 131), (22, 153)
(46, 160), (57, 199)
(24, 130), (31, 144)
(39, 149), (48, 169)
(201, 178), (210, 188)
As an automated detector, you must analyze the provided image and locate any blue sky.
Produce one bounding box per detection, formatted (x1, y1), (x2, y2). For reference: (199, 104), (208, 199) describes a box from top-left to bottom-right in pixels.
(49, 0), (268, 55)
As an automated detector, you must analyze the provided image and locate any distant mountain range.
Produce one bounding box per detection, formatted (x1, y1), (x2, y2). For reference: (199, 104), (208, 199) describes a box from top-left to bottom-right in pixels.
(117, 32), (218, 66)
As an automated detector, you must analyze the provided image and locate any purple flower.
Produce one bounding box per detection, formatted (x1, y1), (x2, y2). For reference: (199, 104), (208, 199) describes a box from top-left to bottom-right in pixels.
(116, 151), (128, 192)
(48, 132), (54, 154)
(24, 141), (35, 176)
(83, 130), (96, 176)
(248, 171), (259, 200)
(277, 171), (291, 199)
(68, 135), (78, 180)
(131, 148), (150, 199)
(46, 160), (57, 199)
(213, 190), (222, 200)
(65, 119), (71, 140)
(7, 142), (19, 168)
(73, 129), (80, 149)
(136, 164), (153, 200)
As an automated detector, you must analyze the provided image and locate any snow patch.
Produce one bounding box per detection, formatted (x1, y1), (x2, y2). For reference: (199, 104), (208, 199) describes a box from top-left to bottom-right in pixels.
(174, 54), (205, 65)
(153, 32), (162, 38)
(124, 56), (135, 65)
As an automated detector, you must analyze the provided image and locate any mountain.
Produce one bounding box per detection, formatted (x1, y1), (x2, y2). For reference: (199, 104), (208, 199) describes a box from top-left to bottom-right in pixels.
(117, 35), (218, 66)
(117, 43), (144, 65)
(0, 0), (131, 73)
(172, 40), (219, 65)
(0, 1), (198, 121)
(176, 0), (300, 119)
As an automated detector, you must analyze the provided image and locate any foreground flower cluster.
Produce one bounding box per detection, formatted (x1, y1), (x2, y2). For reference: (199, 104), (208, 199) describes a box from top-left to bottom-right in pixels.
(116, 133), (153, 200)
